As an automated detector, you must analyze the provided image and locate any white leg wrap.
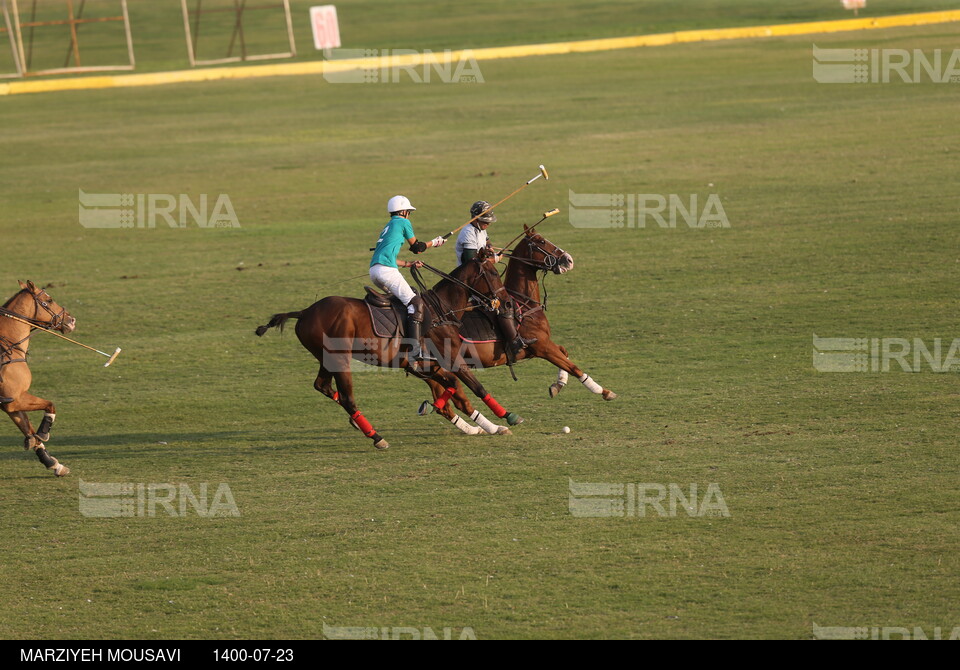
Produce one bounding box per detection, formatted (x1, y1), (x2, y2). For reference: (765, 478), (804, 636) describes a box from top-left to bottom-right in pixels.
(470, 410), (501, 435)
(45, 413), (56, 421)
(451, 414), (481, 435)
(556, 370), (568, 387)
(579, 373), (603, 394)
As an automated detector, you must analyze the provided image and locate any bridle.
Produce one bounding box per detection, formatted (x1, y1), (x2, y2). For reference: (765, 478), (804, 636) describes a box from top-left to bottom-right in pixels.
(500, 234), (568, 273)
(0, 288), (68, 332)
(411, 256), (508, 322)
(31, 288), (68, 330)
(469, 256), (509, 310)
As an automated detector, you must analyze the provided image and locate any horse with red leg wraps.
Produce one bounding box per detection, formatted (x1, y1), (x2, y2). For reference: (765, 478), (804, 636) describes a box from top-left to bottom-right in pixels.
(1, 281), (75, 476)
(255, 250), (523, 449)
(422, 227), (616, 436)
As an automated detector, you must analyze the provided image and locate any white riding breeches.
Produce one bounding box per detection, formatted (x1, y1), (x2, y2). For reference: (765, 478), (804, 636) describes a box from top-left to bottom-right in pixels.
(370, 264), (417, 314)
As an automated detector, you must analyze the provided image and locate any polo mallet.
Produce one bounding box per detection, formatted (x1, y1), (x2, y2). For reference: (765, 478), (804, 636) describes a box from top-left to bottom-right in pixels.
(368, 165), (550, 251)
(496, 208), (561, 254)
(0, 312), (122, 367)
(440, 165), (550, 241)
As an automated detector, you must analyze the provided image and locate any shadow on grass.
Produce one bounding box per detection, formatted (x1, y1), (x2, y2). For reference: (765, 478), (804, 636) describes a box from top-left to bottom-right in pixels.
(0, 430), (357, 460)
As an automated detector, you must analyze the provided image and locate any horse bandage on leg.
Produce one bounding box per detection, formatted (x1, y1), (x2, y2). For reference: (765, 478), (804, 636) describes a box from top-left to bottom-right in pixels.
(557, 370), (569, 387)
(433, 387), (456, 411)
(350, 411), (377, 438)
(481, 393), (507, 418)
(35, 447), (56, 469)
(470, 410), (500, 434)
(579, 374), (603, 394)
(37, 413), (55, 440)
(451, 415), (482, 435)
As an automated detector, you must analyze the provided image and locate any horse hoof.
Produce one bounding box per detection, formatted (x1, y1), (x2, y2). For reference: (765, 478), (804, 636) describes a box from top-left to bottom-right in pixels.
(496, 427), (512, 436)
(417, 401), (434, 416)
(548, 384), (561, 399)
(48, 459), (70, 477)
(373, 438), (390, 450)
(603, 391), (618, 401)
(505, 413), (524, 426)
(24, 435), (42, 451)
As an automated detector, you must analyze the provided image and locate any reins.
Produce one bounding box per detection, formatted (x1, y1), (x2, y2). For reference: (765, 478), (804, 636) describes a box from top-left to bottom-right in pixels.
(410, 260), (504, 324)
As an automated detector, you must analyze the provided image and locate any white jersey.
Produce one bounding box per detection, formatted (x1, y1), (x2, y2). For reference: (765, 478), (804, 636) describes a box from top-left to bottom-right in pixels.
(454, 224), (488, 265)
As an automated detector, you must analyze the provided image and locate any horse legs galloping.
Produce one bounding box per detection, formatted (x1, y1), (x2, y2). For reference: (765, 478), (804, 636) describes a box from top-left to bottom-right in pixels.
(313, 367), (336, 401)
(313, 363), (383, 445)
(436, 339), (524, 427)
(535, 343), (617, 401)
(320, 354), (389, 451)
(422, 372), (512, 436)
(424, 375), (512, 435)
(2, 394), (69, 477)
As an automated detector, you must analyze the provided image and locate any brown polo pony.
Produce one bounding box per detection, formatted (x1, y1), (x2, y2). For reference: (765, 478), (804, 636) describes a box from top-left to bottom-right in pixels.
(1, 281), (76, 476)
(255, 251), (524, 449)
(423, 227), (616, 435)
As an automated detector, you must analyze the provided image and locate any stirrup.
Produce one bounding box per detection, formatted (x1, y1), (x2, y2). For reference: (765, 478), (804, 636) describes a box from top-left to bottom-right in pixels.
(0, 397), (13, 405)
(411, 345), (437, 362)
(509, 336), (537, 354)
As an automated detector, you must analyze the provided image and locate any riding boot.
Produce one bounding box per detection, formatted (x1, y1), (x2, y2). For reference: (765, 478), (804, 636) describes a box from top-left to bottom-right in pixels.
(406, 296), (435, 362)
(406, 317), (435, 361)
(498, 313), (537, 359)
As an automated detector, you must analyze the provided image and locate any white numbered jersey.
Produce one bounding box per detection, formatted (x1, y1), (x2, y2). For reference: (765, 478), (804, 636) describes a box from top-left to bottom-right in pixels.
(455, 224), (488, 265)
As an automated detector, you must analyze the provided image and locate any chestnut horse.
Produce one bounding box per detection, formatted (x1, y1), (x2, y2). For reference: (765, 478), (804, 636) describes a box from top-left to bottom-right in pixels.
(1, 281), (76, 476)
(423, 227), (616, 435)
(255, 253), (524, 450)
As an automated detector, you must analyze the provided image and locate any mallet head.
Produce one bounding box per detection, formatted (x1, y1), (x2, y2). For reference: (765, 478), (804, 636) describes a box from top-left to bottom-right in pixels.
(527, 164), (550, 185)
(104, 348), (122, 368)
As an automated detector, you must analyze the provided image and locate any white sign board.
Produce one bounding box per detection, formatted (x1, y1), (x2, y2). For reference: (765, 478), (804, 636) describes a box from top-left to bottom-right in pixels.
(311, 5), (341, 51)
(841, 0), (866, 9)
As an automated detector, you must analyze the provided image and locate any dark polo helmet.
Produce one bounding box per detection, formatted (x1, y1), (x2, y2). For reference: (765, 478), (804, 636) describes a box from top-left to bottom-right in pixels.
(470, 200), (497, 224)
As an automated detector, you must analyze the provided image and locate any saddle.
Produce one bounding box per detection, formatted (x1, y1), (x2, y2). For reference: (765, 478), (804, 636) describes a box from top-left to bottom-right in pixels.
(363, 286), (409, 339)
(458, 309), (499, 344)
(459, 298), (542, 346)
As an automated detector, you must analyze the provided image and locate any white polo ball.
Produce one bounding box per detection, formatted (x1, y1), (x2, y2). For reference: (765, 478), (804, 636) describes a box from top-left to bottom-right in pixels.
(562, 426), (571, 434)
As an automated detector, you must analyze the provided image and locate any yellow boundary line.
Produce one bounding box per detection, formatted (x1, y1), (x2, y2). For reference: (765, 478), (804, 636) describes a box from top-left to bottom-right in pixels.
(2, 9), (959, 96)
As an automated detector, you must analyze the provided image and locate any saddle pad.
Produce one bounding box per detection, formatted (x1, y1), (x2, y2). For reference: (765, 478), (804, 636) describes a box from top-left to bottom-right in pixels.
(366, 299), (407, 339)
(459, 309), (501, 344)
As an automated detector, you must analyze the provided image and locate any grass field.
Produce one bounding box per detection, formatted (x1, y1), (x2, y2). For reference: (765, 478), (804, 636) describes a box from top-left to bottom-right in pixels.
(1, 1), (959, 640)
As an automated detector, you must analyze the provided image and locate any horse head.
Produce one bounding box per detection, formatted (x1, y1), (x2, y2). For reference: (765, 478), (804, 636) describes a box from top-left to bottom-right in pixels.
(446, 248), (509, 309)
(515, 225), (574, 274)
(15, 280), (76, 333)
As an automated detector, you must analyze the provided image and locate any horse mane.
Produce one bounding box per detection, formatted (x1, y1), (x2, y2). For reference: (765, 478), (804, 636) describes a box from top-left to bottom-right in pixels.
(430, 258), (481, 293)
(1, 288), (25, 309)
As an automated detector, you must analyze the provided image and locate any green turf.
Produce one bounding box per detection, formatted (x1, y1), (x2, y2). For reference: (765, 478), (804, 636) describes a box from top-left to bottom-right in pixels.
(1, 3), (959, 640)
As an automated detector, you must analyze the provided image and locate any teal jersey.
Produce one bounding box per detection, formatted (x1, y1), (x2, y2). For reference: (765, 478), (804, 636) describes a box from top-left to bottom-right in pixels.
(370, 216), (415, 268)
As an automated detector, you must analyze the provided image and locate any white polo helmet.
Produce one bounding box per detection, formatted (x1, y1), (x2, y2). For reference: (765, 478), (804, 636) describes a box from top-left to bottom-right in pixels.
(387, 195), (416, 214)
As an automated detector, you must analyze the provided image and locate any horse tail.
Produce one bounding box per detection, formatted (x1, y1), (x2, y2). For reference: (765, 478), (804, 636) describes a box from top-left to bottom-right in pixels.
(255, 311), (303, 337)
